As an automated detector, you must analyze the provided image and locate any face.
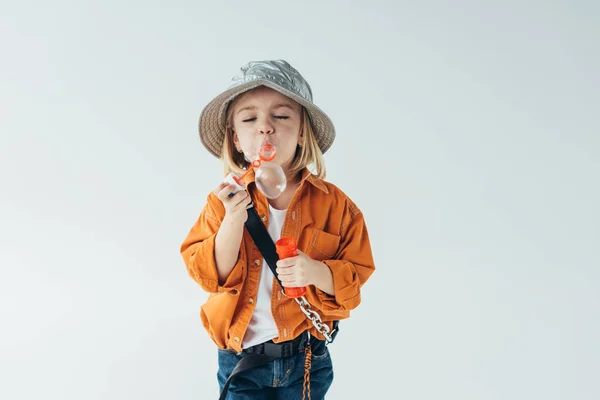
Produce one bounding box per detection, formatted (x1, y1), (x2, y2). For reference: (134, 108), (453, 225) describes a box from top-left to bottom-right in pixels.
(231, 86), (303, 171)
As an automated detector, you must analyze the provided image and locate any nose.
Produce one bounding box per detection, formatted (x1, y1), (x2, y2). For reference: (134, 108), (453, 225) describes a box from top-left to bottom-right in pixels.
(258, 120), (274, 135)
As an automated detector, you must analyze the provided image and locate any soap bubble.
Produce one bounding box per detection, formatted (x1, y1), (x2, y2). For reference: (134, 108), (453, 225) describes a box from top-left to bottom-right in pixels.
(255, 160), (287, 199)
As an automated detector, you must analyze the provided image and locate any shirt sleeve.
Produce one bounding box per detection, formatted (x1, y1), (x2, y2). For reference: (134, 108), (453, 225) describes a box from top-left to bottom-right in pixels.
(312, 204), (376, 314)
(180, 193), (246, 294)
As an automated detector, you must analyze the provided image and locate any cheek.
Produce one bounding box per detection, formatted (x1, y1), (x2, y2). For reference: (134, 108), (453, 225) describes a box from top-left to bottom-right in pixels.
(276, 142), (300, 162)
(236, 134), (263, 157)
(233, 128), (254, 146)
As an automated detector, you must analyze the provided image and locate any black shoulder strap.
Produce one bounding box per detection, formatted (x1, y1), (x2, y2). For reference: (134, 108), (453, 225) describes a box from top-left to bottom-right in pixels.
(244, 206), (284, 289)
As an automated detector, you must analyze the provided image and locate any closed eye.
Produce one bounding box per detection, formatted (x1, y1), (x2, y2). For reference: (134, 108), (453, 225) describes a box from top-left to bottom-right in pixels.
(242, 116), (289, 122)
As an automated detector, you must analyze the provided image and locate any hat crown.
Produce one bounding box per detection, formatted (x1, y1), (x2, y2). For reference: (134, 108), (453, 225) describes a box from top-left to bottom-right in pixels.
(227, 60), (313, 102)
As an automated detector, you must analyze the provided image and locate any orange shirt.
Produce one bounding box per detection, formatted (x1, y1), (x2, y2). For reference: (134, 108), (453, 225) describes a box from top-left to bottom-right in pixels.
(180, 168), (375, 353)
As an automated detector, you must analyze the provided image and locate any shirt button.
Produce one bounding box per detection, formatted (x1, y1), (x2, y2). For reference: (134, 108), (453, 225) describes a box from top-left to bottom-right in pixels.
(254, 259), (261, 266)
(234, 337), (240, 343)
(261, 215), (267, 221)
(291, 211), (296, 220)
(249, 297), (254, 304)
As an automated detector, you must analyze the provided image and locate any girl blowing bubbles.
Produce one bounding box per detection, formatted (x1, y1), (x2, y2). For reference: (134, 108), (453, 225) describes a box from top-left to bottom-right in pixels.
(181, 60), (375, 399)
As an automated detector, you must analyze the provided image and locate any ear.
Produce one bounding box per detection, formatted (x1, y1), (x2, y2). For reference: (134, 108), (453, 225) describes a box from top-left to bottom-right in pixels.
(232, 132), (243, 153)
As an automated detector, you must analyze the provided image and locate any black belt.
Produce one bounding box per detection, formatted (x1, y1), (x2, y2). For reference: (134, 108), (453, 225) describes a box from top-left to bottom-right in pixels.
(241, 333), (308, 358)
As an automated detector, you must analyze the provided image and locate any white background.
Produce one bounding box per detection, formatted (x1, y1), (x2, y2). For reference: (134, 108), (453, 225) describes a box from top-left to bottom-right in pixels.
(1, 1), (598, 399)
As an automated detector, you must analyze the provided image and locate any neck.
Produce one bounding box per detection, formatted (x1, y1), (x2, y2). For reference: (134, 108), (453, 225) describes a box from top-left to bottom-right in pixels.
(285, 169), (302, 186)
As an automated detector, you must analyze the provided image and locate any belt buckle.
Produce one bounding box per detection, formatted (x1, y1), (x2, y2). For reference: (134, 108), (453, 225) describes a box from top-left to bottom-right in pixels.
(263, 342), (283, 358)
(263, 341), (295, 358)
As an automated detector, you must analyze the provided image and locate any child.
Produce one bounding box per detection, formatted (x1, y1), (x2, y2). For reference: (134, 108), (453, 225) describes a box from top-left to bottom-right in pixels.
(180, 60), (375, 400)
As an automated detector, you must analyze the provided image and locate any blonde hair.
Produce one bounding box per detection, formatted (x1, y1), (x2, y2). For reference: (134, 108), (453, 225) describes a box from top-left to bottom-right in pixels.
(221, 94), (326, 180)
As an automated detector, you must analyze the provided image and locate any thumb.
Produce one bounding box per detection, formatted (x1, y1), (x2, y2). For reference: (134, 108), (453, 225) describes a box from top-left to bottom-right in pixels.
(295, 249), (308, 257)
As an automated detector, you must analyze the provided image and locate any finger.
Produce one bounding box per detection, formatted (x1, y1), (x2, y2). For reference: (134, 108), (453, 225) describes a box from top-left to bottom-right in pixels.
(279, 275), (296, 285)
(239, 192), (253, 207)
(223, 189), (247, 205)
(294, 249), (310, 260)
(276, 259), (295, 268)
(278, 275), (294, 284)
(230, 190), (249, 206)
(227, 194), (251, 214)
(213, 182), (229, 196)
(217, 185), (237, 201)
(276, 267), (295, 276)
(293, 250), (314, 263)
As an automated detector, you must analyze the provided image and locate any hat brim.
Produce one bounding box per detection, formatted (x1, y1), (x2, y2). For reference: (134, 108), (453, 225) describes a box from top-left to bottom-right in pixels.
(198, 80), (335, 158)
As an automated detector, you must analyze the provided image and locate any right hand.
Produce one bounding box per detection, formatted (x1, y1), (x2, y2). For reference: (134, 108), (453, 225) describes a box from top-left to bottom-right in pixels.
(214, 183), (252, 223)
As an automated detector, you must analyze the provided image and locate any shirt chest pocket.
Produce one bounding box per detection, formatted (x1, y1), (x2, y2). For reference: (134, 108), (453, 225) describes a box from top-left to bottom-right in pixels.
(305, 228), (341, 261)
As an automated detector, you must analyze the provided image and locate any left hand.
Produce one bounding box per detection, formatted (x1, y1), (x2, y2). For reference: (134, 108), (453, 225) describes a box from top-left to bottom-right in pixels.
(275, 249), (323, 288)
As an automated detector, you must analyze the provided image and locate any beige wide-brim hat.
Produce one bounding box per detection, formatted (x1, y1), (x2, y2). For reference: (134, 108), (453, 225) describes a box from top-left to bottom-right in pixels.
(198, 60), (336, 158)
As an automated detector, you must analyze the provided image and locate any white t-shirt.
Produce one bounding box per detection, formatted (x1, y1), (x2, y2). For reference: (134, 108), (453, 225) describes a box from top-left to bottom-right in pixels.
(242, 205), (287, 348)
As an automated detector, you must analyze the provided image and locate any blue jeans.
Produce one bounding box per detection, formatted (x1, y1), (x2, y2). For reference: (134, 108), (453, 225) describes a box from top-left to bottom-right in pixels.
(217, 338), (334, 399)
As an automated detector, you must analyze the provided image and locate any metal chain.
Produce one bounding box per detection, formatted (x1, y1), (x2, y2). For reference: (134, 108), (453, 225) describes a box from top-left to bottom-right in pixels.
(293, 295), (334, 343)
